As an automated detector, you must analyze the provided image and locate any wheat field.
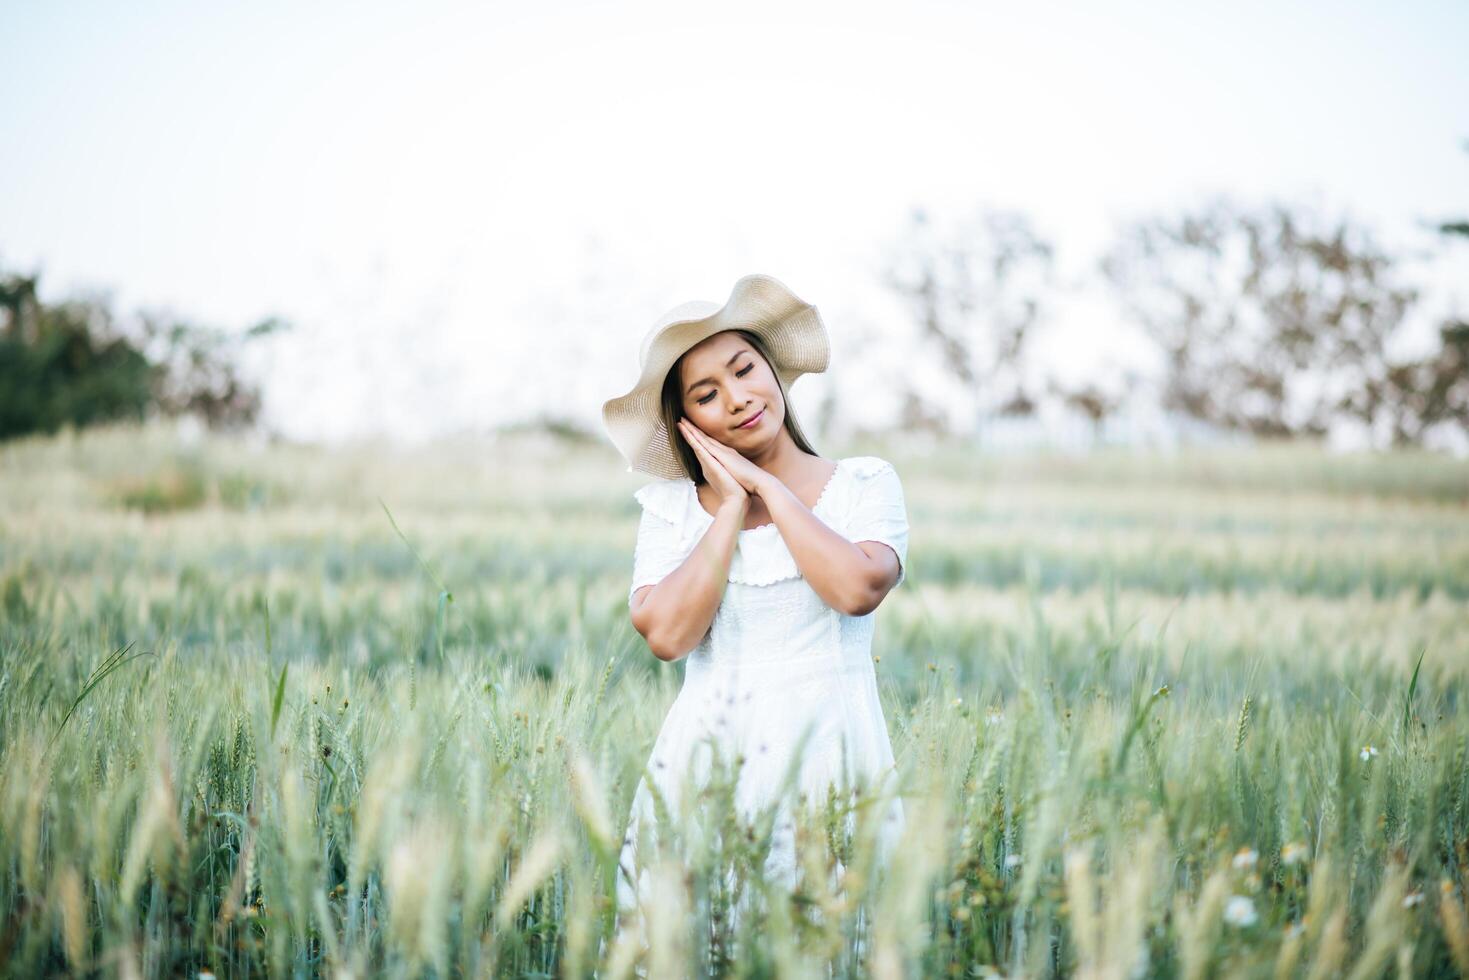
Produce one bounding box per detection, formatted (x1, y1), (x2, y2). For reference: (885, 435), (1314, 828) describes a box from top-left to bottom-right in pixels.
(1, 421), (1466, 978)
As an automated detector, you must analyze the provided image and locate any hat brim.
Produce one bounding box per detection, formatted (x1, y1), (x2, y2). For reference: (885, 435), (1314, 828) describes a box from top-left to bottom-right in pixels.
(602, 274), (830, 480)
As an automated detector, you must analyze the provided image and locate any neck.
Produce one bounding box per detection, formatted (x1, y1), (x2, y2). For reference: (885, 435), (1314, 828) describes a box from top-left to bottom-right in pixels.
(743, 427), (811, 481)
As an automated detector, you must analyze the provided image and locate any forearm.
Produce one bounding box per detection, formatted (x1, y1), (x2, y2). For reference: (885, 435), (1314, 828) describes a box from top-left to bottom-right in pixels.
(634, 499), (747, 661)
(758, 478), (880, 615)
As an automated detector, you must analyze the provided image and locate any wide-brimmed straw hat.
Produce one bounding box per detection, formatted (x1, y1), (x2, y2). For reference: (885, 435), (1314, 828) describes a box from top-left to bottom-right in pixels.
(602, 273), (830, 479)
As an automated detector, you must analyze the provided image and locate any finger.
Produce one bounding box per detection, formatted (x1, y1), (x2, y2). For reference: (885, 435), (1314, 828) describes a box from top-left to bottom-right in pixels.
(694, 441), (732, 479)
(681, 420), (707, 452)
(678, 420), (704, 448)
(702, 436), (739, 463)
(688, 424), (726, 454)
(685, 432), (720, 470)
(686, 423), (724, 457)
(682, 422), (734, 468)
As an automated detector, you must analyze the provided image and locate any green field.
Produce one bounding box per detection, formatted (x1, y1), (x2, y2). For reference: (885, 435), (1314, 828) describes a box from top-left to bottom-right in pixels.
(1, 422), (1467, 977)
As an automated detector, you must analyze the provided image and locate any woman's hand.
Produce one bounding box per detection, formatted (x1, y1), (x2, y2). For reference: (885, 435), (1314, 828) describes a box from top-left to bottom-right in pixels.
(677, 418), (750, 509)
(678, 418), (775, 498)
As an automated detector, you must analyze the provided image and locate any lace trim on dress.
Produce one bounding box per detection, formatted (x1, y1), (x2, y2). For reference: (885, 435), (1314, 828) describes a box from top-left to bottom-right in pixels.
(840, 456), (894, 482)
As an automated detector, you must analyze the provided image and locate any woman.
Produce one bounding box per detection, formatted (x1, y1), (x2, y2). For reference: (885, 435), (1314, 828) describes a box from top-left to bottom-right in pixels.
(601, 274), (909, 927)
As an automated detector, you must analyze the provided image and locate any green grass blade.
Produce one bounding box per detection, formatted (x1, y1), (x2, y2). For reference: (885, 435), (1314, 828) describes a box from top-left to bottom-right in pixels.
(379, 497), (454, 602)
(1403, 646), (1427, 737)
(270, 661), (288, 741)
(48, 641), (154, 753)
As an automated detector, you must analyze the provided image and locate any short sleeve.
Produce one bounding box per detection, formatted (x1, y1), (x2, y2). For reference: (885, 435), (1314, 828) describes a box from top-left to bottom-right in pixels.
(845, 458), (910, 589)
(628, 481), (690, 607)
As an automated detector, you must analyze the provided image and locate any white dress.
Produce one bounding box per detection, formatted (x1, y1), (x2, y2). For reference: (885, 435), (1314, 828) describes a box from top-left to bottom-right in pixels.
(615, 455), (909, 917)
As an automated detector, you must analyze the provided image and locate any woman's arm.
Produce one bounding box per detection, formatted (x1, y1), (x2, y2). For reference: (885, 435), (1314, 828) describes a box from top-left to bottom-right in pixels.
(675, 423), (901, 617)
(630, 494), (749, 662)
(757, 477), (900, 616)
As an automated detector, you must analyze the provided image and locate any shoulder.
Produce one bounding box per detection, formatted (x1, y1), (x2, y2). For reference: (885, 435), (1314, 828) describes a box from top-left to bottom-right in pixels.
(633, 477), (695, 525)
(832, 457), (905, 526)
(839, 455), (899, 482)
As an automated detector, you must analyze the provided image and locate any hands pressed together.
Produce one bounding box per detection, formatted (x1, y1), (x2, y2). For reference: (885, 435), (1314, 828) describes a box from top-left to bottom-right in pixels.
(675, 417), (770, 508)
(673, 415), (899, 618)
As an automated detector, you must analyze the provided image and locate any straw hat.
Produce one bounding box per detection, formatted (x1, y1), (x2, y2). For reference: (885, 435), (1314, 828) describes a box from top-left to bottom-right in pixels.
(602, 273), (830, 479)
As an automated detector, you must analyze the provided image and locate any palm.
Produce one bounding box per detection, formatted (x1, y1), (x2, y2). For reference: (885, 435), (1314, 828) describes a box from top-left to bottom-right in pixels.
(705, 441), (762, 491)
(681, 422), (764, 494)
(678, 419), (749, 504)
(702, 453), (745, 499)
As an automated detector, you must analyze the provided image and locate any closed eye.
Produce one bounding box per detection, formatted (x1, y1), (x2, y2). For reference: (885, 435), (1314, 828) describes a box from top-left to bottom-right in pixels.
(695, 363), (753, 405)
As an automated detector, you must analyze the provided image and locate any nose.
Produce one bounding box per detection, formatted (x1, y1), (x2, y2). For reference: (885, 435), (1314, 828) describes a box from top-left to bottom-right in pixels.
(725, 382), (752, 413)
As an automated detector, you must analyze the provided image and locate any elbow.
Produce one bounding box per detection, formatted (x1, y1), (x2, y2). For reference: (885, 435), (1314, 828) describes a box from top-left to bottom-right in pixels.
(645, 632), (690, 663)
(646, 618), (704, 662)
(632, 614), (684, 663)
(839, 583), (882, 618)
(839, 561), (897, 616)
(642, 626), (675, 662)
(630, 605), (664, 660)
(839, 549), (901, 616)
(630, 588), (694, 662)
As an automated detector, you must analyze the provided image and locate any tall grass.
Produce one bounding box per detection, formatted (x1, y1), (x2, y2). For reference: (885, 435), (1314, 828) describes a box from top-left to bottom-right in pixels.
(0, 419), (1466, 977)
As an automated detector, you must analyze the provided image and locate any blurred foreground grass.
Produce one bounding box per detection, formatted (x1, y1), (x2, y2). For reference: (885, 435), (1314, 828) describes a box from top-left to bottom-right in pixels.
(1, 420), (1467, 977)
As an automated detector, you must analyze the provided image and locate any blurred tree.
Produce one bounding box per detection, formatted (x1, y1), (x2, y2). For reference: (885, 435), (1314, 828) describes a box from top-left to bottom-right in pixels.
(134, 312), (287, 429)
(0, 274), (153, 439)
(1388, 152), (1469, 444)
(493, 412), (601, 444)
(881, 206), (1054, 429)
(1355, 321), (1468, 445)
(1436, 140), (1469, 241)
(1100, 199), (1427, 441)
(897, 387), (950, 436)
(1050, 378), (1124, 442)
(0, 267), (285, 441)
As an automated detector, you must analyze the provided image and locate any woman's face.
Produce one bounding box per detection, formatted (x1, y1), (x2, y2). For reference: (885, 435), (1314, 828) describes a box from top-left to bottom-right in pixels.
(678, 331), (784, 448)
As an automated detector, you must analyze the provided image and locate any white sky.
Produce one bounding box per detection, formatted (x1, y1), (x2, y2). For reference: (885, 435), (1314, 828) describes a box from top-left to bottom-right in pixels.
(3, 0), (1466, 444)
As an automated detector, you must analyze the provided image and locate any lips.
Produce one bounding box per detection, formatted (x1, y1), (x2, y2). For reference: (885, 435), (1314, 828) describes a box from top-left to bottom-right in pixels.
(734, 408), (764, 431)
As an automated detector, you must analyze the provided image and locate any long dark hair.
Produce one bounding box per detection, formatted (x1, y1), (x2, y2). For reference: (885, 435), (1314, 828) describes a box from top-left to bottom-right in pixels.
(659, 328), (820, 485)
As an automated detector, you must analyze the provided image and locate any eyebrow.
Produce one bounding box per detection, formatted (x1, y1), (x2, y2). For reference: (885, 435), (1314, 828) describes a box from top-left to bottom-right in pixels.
(684, 349), (750, 395)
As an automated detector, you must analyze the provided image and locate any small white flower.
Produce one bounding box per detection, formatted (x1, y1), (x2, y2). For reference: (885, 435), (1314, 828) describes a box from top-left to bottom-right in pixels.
(1004, 853), (1022, 869)
(985, 707), (1004, 727)
(1223, 895), (1257, 927)
(953, 697), (963, 707)
(1280, 842), (1308, 866)
(1360, 745), (1378, 761)
(1232, 847), (1258, 870)
(1403, 890), (1424, 908)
